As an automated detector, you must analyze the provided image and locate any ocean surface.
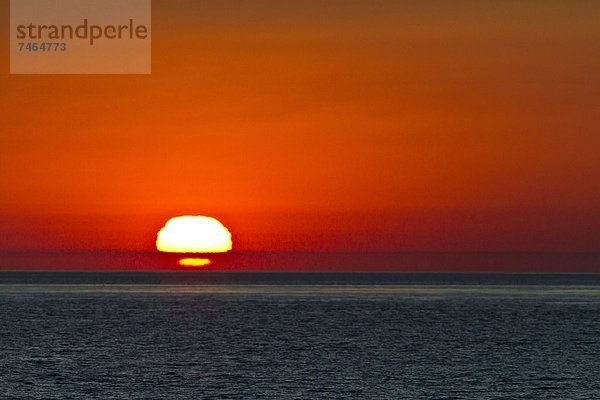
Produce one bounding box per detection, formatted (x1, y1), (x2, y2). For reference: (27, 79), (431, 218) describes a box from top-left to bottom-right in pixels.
(1, 272), (599, 399)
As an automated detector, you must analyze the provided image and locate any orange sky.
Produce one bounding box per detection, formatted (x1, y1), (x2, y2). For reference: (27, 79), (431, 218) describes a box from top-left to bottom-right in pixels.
(0, 1), (599, 252)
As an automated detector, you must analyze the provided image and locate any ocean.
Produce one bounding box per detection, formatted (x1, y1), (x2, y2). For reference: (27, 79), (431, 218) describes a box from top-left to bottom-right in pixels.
(1, 272), (599, 399)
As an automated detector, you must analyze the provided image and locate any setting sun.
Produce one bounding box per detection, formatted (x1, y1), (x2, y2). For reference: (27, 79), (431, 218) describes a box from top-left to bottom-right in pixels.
(156, 216), (232, 253)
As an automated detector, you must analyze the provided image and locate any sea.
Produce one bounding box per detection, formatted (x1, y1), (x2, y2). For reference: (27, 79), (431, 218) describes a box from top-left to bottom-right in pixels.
(1, 272), (599, 399)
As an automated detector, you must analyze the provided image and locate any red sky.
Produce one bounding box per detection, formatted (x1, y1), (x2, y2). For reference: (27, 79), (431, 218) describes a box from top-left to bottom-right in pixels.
(0, 1), (599, 253)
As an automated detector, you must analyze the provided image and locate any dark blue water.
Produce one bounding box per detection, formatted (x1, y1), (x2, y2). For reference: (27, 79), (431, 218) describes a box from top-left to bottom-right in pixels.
(1, 273), (599, 399)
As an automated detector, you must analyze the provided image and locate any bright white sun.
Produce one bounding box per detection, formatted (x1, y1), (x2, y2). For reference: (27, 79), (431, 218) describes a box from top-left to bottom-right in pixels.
(156, 216), (232, 253)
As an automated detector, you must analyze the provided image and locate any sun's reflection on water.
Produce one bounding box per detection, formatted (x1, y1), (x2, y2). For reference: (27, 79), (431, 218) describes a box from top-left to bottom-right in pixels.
(178, 258), (212, 267)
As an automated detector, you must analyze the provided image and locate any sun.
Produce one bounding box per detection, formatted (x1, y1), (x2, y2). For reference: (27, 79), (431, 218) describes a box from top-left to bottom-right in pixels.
(156, 216), (232, 253)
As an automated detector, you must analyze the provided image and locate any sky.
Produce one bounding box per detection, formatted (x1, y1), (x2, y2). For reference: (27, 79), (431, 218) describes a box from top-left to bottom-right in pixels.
(0, 1), (599, 253)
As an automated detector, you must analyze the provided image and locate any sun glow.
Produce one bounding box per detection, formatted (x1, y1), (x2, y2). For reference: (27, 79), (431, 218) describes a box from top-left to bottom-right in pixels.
(156, 216), (232, 253)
